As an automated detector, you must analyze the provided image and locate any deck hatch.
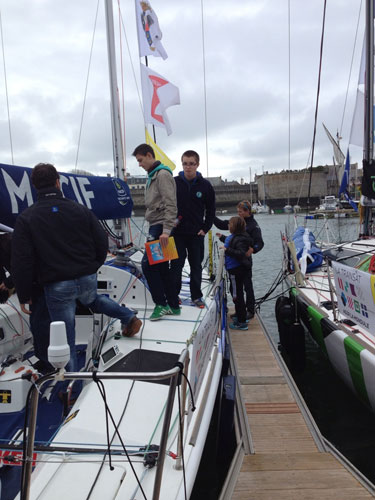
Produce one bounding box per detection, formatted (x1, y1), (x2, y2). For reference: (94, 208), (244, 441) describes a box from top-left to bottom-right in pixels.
(106, 349), (180, 386)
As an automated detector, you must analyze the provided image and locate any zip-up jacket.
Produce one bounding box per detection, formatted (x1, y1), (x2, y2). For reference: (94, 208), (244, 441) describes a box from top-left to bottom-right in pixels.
(145, 162), (177, 234)
(214, 214), (264, 254)
(221, 232), (253, 270)
(174, 171), (215, 235)
(11, 187), (108, 303)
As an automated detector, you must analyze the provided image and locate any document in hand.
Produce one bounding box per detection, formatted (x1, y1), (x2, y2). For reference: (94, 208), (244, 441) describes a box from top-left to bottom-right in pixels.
(145, 236), (179, 265)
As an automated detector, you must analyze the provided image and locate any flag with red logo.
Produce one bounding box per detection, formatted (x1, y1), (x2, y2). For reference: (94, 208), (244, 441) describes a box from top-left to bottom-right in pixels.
(140, 64), (180, 135)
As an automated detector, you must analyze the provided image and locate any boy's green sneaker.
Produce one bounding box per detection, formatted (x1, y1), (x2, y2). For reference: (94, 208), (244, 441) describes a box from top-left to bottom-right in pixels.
(168, 307), (181, 316)
(149, 305), (171, 321)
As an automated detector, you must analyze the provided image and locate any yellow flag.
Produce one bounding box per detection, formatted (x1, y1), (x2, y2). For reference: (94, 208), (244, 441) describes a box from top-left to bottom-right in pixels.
(145, 128), (176, 171)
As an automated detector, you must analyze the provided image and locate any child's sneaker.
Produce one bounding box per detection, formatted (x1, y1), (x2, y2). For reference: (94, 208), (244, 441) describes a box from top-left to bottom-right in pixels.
(149, 305), (171, 321)
(229, 315), (249, 324)
(193, 298), (205, 308)
(229, 321), (248, 331)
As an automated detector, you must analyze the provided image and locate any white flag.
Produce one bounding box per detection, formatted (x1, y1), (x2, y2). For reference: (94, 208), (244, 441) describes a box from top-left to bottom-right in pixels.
(141, 64), (180, 135)
(135, 0), (167, 60)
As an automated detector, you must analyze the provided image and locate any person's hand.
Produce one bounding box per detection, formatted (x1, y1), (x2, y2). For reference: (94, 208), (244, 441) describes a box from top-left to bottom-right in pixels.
(0, 282), (7, 291)
(20, 301), (32, 315)
(245, 247), (254, 257)
(159, 233), (169, 248)
(216, 233), (222, 238)
(197, 229), (205, 236)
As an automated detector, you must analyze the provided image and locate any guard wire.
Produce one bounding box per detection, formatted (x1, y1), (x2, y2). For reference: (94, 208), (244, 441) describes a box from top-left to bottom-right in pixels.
(177, 384), (187, 500)
(88, 373), (147, 500)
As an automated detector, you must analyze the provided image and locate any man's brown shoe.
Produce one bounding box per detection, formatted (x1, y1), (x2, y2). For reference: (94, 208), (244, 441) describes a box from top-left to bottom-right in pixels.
(122, 317), (142, 337)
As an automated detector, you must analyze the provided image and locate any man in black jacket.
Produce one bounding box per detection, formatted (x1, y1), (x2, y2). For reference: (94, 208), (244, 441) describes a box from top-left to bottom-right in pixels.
(215, 200), (264, 319)
(12, 163), (141, 371)
(171, 150), (215, 308)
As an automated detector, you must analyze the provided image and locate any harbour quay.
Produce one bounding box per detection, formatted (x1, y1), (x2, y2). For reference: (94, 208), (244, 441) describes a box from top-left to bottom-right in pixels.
(127, 163), (360, 212)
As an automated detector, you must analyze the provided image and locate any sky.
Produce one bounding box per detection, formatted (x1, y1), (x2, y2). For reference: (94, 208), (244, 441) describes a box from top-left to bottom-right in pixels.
(0, 0), (366, 183)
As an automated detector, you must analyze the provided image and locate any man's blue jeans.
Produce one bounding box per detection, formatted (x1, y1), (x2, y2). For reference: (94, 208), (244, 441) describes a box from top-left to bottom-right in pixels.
(44, 273), (134, 371)
(141, 224), (179, 309)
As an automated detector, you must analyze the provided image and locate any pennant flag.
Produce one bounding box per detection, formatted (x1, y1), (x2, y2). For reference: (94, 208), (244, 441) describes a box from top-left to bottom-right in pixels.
(339, 150), (358, 211)
(322, 123), (345, 166)
(141, 63), (180, 135)
(135, 0), (167, 60)
(145, 128), (176, 170)
(0, 163), (133, 228)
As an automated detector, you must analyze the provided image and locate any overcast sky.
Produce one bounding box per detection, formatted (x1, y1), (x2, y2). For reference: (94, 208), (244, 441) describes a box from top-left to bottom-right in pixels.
(0, 0), (365, 183)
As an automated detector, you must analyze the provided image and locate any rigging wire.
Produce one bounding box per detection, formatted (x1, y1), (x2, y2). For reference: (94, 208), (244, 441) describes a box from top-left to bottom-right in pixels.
(117, 7), (145, 127)
(0, 8), (14, 165)
(339, 0), (363, 137)
(200, 0), (209, 177)
(306, 0), (327, 214)
(74, 0), (100, 171)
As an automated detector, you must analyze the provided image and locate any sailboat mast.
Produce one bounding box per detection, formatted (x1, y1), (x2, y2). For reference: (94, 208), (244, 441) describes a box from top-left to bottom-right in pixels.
(262, 165), (266, 207)
(364, 0), (374, 162)
(104, 0), (125, 180)
(361, 0), (375, 237)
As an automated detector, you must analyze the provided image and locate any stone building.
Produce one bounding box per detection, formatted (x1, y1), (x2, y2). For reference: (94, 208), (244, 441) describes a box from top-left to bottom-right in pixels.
(255, 163), (360, 210)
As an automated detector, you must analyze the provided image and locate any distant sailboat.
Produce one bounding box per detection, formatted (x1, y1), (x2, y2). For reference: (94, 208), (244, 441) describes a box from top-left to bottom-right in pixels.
(283, 204), (293, 213)
(256, 166), (270, 214)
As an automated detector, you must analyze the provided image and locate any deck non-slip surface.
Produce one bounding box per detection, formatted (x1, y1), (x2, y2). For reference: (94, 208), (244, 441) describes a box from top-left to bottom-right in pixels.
(229, 315), (374, 499)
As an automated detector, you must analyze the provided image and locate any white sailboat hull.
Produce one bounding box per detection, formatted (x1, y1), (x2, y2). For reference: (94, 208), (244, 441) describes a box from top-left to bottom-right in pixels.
(282, 237), (375, 412)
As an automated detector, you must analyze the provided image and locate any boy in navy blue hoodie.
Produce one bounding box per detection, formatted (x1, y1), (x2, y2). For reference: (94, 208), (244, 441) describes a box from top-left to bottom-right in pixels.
(171, 150), (215, 308)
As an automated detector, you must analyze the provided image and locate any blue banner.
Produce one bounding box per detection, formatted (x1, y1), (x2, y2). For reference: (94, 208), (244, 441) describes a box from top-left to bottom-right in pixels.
(0, 163), (133, 228)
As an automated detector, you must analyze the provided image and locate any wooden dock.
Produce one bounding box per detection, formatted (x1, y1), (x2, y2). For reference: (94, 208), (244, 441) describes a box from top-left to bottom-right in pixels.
(222, 314), (375, 499)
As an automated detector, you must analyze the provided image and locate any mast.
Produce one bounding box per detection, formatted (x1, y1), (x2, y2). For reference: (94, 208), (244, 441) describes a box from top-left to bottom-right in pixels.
(262, 165), (266, 207)
(364, 0), (374, 162)
(104, 0), (127, 245)
(104, 0), (125, 180)
(361, 0), (374, 236)
(249, 167), (253, 207)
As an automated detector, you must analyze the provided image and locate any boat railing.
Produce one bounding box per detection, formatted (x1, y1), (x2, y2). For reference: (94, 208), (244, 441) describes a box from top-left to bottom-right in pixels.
(20, 348), (189, 500)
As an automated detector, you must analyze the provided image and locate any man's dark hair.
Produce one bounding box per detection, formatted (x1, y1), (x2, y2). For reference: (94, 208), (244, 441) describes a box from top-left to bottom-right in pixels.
(31, 163), (60, 190)
(132, 143), (155, 158)
(181, 150), (200, 164)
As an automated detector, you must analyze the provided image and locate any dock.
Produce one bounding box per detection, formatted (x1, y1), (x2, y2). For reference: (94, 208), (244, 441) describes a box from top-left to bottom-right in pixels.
(220, 314), (375, 499)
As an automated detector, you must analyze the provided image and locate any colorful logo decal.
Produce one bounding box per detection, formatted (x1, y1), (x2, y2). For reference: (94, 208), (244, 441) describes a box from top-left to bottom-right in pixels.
(338, 277), (368, 318)
(112, 179), (129, 206)
(0, 390), (11, 403)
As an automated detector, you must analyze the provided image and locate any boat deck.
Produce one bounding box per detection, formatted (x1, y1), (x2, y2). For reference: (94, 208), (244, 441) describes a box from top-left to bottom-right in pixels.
(227, 314), (374, 499)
